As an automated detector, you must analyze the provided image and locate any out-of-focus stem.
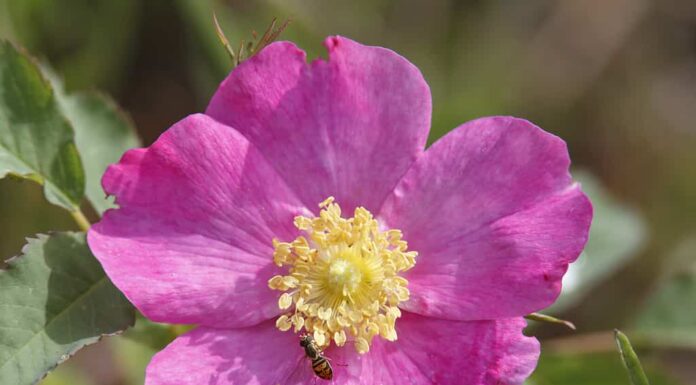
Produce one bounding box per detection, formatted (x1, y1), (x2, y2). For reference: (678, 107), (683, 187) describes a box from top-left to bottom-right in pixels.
(169, 324), (194, 336)
(70, 209), (91, 232)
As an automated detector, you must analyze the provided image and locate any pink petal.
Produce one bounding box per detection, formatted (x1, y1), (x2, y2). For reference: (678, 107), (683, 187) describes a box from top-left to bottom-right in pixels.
(146, 316), (537, 385)
(379, 116), (592, 320)
(145, 322), (313, 385)
(88, 114), (310, 328)
(323, 313), (538, 384)
(206, 36), (431, 213)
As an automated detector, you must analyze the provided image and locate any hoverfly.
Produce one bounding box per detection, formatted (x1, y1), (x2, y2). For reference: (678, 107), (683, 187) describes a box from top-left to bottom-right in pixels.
(300, 334), (333, 381)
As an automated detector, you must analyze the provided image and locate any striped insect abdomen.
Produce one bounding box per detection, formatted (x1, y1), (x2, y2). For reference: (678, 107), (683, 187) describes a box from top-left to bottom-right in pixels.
(311, 356), (333, 380)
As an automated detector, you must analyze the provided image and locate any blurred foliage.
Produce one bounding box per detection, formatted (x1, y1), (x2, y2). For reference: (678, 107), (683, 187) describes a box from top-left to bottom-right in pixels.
(636, 272), (696, 335)
(40, 366), (91, 385)
(0, 0), (140, 93)
(213, 14), (290, 68)
(48, 71), (142, 215)
(0, 41), (85, 212)
(113, 338), (157, 385)
(551, 170), (647, 312)
(0, 0), (694, 384)
(634, 238), (696, 337)
(27, 316), (174, 385)
(528, 351), (679, 385)
(0, 179), (74, 259)
(121, 314), (181, 352)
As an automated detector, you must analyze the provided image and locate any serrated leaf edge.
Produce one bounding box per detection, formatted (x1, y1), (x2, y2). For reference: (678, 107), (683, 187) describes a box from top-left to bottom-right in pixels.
(0, 232), (134, 384)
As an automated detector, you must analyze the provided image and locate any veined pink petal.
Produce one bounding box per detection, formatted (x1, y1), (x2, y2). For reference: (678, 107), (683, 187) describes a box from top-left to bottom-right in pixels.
(379, 116), (592, 320)
(145, 316), (538, 385)
(88, 114), (310, 328)
(320, 313), (538, 385)
(145, 322), (312, 385)
(206, 36), (431, 213)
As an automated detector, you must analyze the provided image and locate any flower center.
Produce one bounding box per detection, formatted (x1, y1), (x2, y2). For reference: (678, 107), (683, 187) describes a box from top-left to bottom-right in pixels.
(268, 197), (417, 354)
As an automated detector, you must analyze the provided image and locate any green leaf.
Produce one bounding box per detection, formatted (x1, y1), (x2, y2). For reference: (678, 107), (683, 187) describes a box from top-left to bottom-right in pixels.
(615, 329), (651, 385)
(0, 232), (134, 385)
(50, 79), (140, 214)
(0, 40), (85, 211)
(635, 272), (696, 334)
(633, 239), (696, 338)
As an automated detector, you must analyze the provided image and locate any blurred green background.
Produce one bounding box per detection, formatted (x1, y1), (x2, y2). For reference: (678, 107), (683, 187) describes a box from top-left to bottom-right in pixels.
(1, 0), (695, 384)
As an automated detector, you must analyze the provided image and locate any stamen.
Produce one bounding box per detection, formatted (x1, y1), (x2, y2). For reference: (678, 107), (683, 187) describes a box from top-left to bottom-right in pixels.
(268, 197), (417, 354)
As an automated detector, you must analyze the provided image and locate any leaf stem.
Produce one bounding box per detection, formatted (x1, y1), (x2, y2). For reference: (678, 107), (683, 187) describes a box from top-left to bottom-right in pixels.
(70, 209), (91, 231)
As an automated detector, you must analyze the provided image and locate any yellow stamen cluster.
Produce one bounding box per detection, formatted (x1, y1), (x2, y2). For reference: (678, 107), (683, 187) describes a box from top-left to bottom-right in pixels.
(268, 197), (417, 354)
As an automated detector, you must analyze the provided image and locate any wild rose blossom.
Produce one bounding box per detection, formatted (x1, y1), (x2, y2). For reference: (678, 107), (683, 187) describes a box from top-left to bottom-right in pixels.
(88, 36), (592, 384)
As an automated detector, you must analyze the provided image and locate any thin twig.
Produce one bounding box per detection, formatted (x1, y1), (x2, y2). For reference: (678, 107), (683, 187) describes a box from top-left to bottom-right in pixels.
(213, 13), (236, 65)
(212, 15), (291, 68)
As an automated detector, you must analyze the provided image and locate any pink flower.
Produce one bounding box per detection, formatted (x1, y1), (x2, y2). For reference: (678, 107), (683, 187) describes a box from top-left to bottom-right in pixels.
(88, 36), (592, 385)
